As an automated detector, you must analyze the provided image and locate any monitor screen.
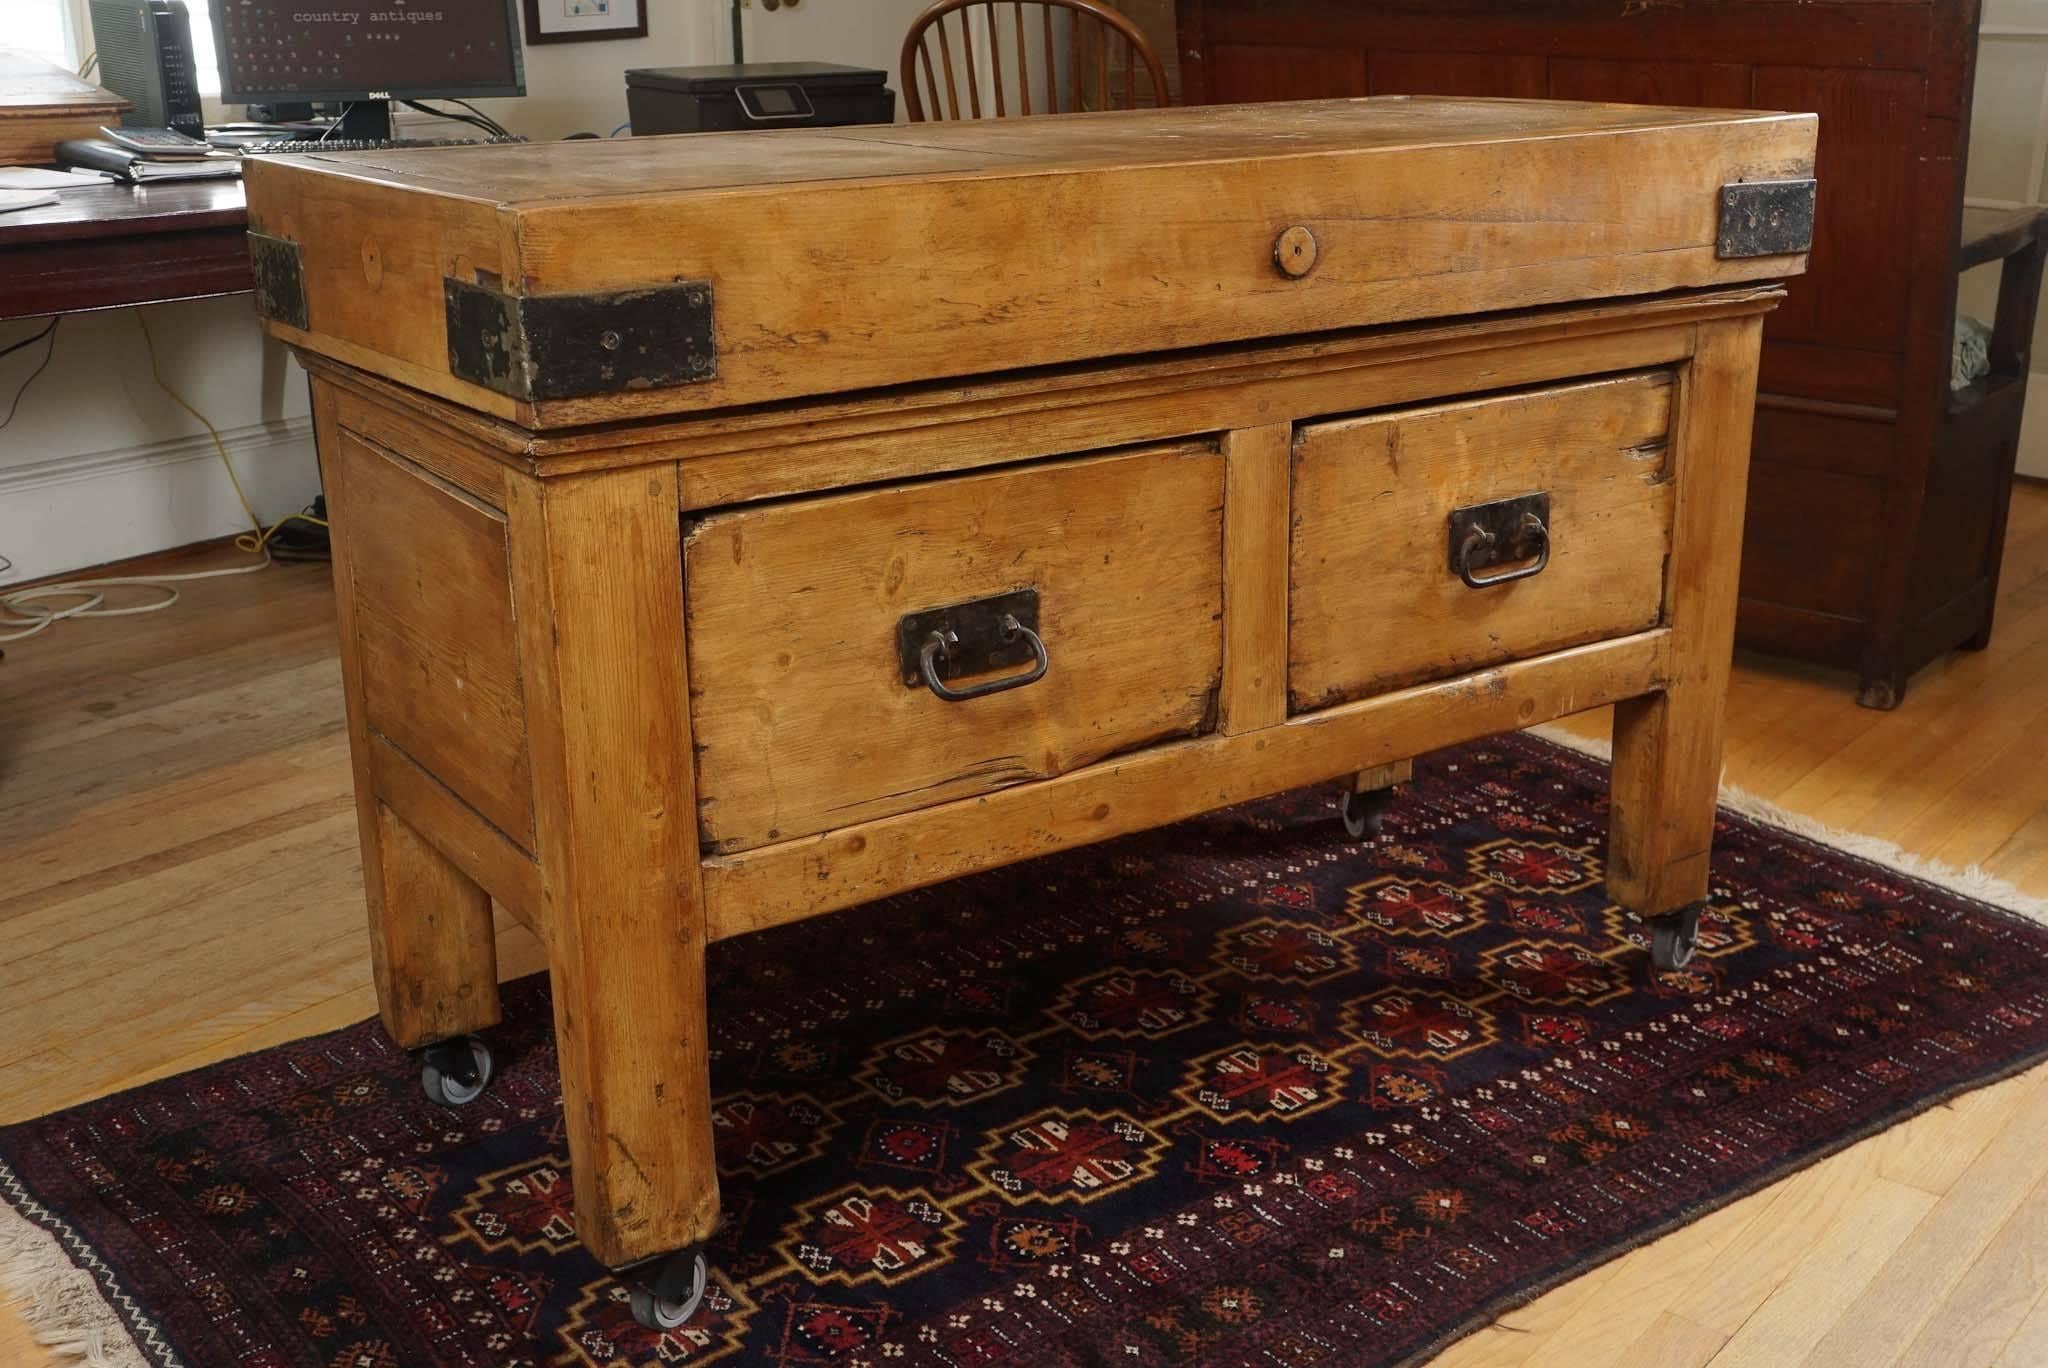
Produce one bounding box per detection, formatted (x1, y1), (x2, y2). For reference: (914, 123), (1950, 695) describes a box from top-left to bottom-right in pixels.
(210, 0), (525, 103)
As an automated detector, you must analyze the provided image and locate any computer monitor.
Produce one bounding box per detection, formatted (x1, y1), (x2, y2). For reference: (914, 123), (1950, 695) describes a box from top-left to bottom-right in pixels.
(207, 0), (525, 124)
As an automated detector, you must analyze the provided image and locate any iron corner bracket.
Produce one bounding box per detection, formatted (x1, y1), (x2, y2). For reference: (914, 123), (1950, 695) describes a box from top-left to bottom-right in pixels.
(1717, 179), (1818, 260)
(443, 276), (717, 401)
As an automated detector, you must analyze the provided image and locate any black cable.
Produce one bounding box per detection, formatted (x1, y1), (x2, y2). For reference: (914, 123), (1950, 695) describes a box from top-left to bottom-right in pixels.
(0, 317), (60, 433)
(403, 100), (497, 135)
(0, 318), (56, 363)
(446, 97), (510, 136)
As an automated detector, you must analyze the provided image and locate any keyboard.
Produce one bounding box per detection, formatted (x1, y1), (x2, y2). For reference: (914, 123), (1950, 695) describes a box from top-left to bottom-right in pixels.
(241, 135), (529, 155)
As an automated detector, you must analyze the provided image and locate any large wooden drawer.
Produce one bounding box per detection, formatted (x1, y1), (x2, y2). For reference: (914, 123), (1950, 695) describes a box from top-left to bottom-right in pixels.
(683, 445), (1225, 852)
(1289, 371), (1677, 711)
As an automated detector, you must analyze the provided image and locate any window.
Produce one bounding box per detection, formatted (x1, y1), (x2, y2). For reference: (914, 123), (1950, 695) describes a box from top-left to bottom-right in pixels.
(12, 0), (80, 69)
(17, 0), (224, 100)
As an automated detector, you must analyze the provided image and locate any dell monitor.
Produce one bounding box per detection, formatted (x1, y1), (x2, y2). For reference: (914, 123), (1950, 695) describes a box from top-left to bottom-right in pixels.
(208, 0), (525, 137)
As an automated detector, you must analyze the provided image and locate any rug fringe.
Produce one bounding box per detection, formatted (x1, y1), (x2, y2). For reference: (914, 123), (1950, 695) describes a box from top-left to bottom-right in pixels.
(1527, 724), (2048, 926)
(0, 1197), (149, 1368)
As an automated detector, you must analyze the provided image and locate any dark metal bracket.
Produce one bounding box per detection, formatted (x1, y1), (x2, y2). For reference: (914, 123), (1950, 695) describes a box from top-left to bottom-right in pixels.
(443, 276), (716, 401)
(1448, 492), (1551, 588)
(1718, 179), (1818, 259)
(897, 589), (1043, 689)
(248, 232), (308, 330)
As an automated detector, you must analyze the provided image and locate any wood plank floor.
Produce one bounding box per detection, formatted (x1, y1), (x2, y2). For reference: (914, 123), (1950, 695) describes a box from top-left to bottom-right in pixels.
(3, 485), (2046, 1367)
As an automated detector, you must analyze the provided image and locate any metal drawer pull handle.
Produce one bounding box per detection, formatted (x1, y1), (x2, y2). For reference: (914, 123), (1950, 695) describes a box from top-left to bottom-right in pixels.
(1456, 513), (1549, 587)
(918, 614), (1048, 701)
(1448, 492), (1552, 589)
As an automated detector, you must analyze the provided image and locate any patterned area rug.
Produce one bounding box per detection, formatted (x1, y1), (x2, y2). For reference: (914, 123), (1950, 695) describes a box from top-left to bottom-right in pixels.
(8, 734), (2048, 1368)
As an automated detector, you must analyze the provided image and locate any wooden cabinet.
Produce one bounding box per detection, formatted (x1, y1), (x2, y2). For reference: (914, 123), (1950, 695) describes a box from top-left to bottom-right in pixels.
(244, 98), (1810, 1315)
(1176, 0), (2048, 708)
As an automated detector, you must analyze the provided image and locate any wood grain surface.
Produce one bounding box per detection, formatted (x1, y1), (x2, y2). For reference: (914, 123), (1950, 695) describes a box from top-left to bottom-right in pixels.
(3, 482), (2046, 1366)
(1608, 318), (1764, 918)
(246, 99), (1815, 425)
(503, 464), (721, 1268)
(683, 444), (1226, 851)
(1289, 370), (1677, 711)
(324, 427), (535, 852)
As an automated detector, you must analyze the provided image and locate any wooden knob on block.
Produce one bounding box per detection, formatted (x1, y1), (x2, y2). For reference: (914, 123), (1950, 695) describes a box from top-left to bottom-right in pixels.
(1273, 225), (1319, 279)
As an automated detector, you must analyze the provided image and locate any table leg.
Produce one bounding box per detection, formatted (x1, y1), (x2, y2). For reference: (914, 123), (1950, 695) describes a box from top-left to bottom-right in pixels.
(1342, 758), (1412, 840)
(1608, 318), (1762, 962)
(317, 382), (503, 1049)
(506, 465), (720, 1272)
(364, 805), (502, 1047)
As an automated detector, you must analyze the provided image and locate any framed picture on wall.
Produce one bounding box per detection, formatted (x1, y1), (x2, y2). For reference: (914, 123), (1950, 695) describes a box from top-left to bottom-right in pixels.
(522, 0), (647, 44)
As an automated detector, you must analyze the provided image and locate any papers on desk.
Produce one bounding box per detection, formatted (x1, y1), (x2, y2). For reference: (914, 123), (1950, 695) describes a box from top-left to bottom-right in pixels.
(0, 166), (115, 190)
(0, 187), (59, 213)
(53, 139), (241, 182)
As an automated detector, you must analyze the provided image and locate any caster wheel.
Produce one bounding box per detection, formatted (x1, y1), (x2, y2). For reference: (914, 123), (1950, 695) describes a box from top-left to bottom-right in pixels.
(419, 1036), (493, 1107)
(1649, 903), (1703, 972)
(1341, 787), (1395, 841)
(627, 1248), (708, 1331)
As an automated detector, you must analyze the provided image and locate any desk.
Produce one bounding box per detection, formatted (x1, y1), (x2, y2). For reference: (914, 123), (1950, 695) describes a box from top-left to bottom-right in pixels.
(0, 179), (248, 322)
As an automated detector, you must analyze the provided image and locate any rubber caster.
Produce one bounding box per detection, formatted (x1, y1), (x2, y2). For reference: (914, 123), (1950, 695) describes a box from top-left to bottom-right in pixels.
(418, 1035), (493, 1107)
(1648, 903), (1703, 971)
(626, 1248), (709, 1331)
(1341, 786), (1396, 841)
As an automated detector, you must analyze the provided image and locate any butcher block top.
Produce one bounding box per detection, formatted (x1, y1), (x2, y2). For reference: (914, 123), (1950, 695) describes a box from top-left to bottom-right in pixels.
(243, 96), (1817, 428)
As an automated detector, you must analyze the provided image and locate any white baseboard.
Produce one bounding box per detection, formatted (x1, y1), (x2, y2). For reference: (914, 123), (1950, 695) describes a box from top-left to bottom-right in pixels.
(2023, 374), (2048, 481)
(0, 417), (319, 584)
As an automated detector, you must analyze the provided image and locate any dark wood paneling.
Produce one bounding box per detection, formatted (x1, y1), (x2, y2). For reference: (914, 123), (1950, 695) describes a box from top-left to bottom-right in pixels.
(1207, 43), (1367, 102)
(1733, 600), (1865, 671)
(1739, 461), (1885, 619)
(1547, 56), (1751, 107)
(1369, 51), (1545, 96)
(1907, 400), (2020, 616)
(1750, 65), (1924, 350)
(1758, 340), (1906, 411)
(1752, 404), (1899, 480)
(1192, 1), (1938, 74)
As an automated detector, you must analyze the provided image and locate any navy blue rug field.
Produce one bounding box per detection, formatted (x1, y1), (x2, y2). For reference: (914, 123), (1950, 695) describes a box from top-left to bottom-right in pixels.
(7, 734), (2048, 1368)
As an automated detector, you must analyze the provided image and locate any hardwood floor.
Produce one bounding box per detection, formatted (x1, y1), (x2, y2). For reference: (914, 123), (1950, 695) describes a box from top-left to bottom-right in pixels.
(4, 485), (2047, 1367)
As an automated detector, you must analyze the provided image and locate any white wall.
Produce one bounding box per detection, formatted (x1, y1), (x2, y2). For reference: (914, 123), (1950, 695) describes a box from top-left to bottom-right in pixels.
(0, 300), (317, 583)
(463, 3), (727, 139)
(0, 3), (733, 587)
(738, 0), (932, 107)
(1963, 0), (2048, 476)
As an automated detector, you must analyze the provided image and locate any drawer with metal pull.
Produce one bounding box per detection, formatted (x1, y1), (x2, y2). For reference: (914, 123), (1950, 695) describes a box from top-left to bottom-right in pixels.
(681, 443), (1225, 853)
(1288, 370), (1677, 712)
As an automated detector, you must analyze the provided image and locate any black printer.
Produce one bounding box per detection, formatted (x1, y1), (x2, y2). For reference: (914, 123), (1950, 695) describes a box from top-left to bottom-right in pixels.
(624, 62), (896, 134)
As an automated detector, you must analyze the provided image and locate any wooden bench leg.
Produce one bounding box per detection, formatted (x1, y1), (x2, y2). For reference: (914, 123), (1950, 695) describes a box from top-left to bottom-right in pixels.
(318, 386), (502, 1050)
(1341, 758), (1412, 839)
(1351, 759), (1413, 794)
(507, 466), (721, 1275)
(1608, 318), (1762, 965)
(364, 805), (502, 1048)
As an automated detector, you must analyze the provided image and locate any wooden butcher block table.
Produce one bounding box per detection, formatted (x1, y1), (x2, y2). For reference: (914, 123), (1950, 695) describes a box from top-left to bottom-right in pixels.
(241, 97), (1816, 1325)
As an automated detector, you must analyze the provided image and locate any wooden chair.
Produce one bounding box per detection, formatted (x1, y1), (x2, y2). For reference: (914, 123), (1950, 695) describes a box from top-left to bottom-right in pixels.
(901, 0), (1170, 121)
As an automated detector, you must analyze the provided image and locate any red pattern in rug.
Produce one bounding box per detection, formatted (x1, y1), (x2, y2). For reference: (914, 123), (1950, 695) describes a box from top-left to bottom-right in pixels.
(6, 735), (2048, 1368)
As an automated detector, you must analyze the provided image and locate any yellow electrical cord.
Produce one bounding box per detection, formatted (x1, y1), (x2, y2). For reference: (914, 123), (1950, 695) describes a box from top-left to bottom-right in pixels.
(0, 311), (335, 645)
(134, 310), (328, 554)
